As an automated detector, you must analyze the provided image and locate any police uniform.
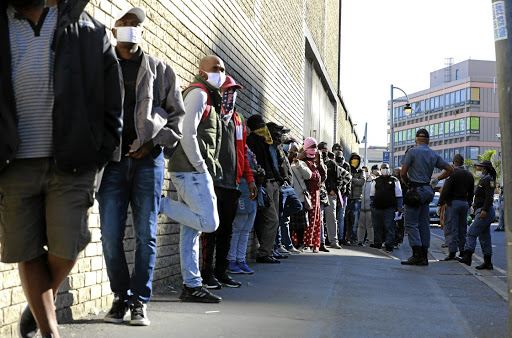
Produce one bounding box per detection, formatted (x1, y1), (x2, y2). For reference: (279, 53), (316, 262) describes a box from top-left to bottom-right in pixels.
(438, 159), (474, 259)
(463, 172), (496, 258)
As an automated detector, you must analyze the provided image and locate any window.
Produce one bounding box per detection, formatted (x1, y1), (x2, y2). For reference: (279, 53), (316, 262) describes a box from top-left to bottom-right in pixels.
(454, 119), (460, 133)
(456, 69), (460, 80)
(468, 87), (480, 104)
(430, 98), (435, 111)
(434, 96), (439, 110)
(407, 129), (412, 141)
(420, 100), (425, 113)
(425, 98), (430, 112)
(438, 122), (444, 136)
(402, 130), (407, 143)
(460, 89), (466, 104)
(450, 92), (456, 107)
(394, 132), (398, 143)
(460, 118), (465, 132)
(449, 120), (455, 134)
(429, 124), (434, 137)
(455, 90), (461, 105)
(445, 93), (450, 107)
(434, 124), (439, 137)
(444, 121), (450, 135)
(439, 95), (444, 109)
(466, 117), (480, 134)
(468, 146), (479, 160)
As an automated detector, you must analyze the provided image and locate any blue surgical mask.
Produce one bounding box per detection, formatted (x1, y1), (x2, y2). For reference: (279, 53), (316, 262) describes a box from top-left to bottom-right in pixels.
(283, 144), (290, 152)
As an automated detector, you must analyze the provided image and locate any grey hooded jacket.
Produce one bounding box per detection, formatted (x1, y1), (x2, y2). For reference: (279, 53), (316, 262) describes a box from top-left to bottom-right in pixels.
(113, 52), (186, 161)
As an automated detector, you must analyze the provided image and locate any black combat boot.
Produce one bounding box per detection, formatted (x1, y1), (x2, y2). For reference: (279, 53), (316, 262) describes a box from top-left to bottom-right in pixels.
(456, 250), (473, 266)
(475, 255), (493, 270)
(443, 252), (456, 261)
(416, 246), (429, 266)
(401, 246), (423, 265)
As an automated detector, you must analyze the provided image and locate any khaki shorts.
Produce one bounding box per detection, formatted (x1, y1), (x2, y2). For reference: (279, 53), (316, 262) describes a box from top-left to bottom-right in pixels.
(0, 158), (96, 263)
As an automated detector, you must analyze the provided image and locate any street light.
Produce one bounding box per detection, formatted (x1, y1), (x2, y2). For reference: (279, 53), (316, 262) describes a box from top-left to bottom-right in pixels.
(390, 84), (411, 169)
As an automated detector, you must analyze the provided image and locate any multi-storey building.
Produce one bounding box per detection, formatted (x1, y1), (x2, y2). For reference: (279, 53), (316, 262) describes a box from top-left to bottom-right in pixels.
(389, 59), (500, 170)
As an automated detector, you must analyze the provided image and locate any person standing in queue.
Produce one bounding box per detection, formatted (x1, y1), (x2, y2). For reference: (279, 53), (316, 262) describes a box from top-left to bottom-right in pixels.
(457, 160), (497, 269)
(400, 129), (453, 266)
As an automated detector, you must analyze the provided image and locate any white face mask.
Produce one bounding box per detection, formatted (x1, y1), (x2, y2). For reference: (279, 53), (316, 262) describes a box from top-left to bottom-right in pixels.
(205, 72), (226, 88)
(363, 172), (369, 179)
(381, 168), (390, 176)
(475, 171), (483, 178)
(372, 170), (380, 176)
(116, 26), (143, 44)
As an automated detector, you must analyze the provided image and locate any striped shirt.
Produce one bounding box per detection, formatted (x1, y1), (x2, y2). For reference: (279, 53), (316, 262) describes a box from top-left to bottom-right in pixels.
(8, 5), (58, 159)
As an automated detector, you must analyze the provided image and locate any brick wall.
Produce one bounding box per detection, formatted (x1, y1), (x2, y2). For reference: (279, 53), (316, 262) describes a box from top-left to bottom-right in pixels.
(0, 0), (357, 334)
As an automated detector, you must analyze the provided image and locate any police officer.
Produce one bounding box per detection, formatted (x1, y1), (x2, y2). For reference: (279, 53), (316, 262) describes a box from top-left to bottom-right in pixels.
(458, 160), (497, 269)
(437, 154), (474, 261)
(400, 129), (453, 265)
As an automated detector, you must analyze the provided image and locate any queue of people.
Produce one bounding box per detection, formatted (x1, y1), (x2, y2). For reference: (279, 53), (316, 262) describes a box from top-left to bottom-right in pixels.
(0, 3), (504, 338)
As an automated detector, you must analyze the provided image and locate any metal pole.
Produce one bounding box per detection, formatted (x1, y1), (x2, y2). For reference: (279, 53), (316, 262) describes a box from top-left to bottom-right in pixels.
(364, 122), (368, 167)
(390, 84), (394, 168)
(492, 0), (512, 330)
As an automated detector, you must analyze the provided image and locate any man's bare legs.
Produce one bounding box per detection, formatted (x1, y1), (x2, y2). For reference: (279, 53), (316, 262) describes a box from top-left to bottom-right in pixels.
(18, 254), (77, 337)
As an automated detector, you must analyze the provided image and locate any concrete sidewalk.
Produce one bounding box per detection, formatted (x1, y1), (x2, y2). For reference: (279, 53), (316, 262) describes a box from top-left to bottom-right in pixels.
(58, 233), (508, 337)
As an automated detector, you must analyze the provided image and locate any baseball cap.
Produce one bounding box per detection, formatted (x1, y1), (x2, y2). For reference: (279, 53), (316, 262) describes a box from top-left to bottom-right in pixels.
(476, 160), (493, 169)
(221, 76), (243, 90)
(267, 122), (291, 134)
(115, 7), (146, 24)
(416, 128), (429, 138)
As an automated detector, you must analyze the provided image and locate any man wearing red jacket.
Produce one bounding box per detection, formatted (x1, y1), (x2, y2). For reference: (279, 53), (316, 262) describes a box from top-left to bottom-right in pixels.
(201, 76), (257, 289)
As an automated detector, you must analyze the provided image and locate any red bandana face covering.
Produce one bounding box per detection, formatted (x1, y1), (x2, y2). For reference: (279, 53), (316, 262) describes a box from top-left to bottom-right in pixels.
(221, 89), (237, 125)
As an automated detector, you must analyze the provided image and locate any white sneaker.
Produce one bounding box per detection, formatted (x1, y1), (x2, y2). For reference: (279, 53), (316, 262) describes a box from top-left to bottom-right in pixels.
(303, 247), (312, 253)
(277, 245), (291, 255)
(287, 247), (301, 254)
(130, 301), (150, 326)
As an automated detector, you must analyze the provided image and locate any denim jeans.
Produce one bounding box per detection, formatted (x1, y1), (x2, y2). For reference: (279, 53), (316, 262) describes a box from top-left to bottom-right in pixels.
(228, 210), (257, 262)
(443, 200), (469, 253)
(345, 198), (361, 243)
(337, 196), (347, 241)
(372, 208), (395, 247)
(465, 207), (495, 255)
(161, 171), (219, 288)
(97, 151), (164, 303)
(404, 185), (434, 248)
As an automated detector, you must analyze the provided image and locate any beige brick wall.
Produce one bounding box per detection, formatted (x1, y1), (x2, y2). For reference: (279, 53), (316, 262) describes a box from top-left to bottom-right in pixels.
(0, 0), (357, 334)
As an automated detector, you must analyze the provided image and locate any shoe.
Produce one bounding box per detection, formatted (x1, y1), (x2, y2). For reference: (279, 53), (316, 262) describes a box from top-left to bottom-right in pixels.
(319, 244), (330, 252)
(441, 243), (448, 248)
(417, 246), (429, 266)
(237, 261), (255, 274)
(277, 245), (291, 255)
(18, 305), (38, 337)
(340, 239), (349, 246)
(370, 243), (381, 249)
(456, 250), (473, 266)
(401, 246), (423, 265)
(302, 247), (312, 253)
(104, 295), (128, 324)
(357, 243), (364, 247)
(256, 256), (280, 264)
(475, 254), (493, 270)
(227, 261), (244, 274)
(312, 247), (319, 253)
(129, 300), (150, 326)
(287, 246), (301, 254)
(393, 244), (399, 249)
(443, 252), (456, 261)
(215, 272), (242, 288)
(179, 285), (222, 303)
(495, 227), (505, 232)
(385, 246), (393, 253)
(202, 274), (222, 289)
(272, 251), (288, 259)
(329, 243), (342, 249)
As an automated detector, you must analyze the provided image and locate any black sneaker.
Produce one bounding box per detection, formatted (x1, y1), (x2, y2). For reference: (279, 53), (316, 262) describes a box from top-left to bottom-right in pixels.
(129, 300), (150, 326)
(203, 274), (222, 289)
(18, 305), (38, 338)
(179, 285), (222, 303)
(104, 296), (128, 324)
(215, 272), (242, 288)
(385, 246), (393, 253)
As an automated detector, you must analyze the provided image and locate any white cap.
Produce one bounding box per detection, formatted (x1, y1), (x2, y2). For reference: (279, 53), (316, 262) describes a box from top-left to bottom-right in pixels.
(114, 7), (146, 24)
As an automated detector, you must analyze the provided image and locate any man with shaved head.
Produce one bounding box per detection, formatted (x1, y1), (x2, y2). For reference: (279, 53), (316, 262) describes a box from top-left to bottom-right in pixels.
(161, 54), (226, 302)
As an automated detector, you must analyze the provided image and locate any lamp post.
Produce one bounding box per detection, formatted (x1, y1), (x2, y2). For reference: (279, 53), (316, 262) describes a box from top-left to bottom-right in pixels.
(390, 84), (412, 169)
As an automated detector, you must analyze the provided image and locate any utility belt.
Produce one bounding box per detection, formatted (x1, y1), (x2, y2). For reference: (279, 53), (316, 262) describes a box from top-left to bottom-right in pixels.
(408, 181), (429, 189)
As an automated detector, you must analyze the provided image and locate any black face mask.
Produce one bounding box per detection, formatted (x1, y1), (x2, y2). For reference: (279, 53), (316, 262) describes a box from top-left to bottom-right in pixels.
(9, 0), (44, 9)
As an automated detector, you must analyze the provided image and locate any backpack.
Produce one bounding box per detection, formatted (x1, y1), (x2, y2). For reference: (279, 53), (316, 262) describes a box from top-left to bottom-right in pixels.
(183, 83), (212, 123)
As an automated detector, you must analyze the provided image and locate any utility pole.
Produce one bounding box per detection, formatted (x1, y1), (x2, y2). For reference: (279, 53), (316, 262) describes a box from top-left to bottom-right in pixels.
(492, 0), (512, 330)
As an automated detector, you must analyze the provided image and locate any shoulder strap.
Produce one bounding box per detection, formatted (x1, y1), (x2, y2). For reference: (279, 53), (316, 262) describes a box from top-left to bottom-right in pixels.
(184, 83), (211, 122)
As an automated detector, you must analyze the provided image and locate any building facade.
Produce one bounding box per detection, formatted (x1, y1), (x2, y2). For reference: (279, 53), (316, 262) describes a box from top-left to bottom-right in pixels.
(389, 59), (500, 170)
(0, 0), (358, 335)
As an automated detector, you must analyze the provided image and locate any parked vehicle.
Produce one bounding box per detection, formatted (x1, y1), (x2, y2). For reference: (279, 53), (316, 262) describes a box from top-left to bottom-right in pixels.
(429, 193), (440, 225)
(493, 194), (500, 222)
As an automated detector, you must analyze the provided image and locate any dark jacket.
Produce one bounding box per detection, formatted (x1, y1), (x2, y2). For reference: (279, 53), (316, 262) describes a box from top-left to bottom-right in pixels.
(0, 0), (123, 173)
(246, 133), (283, 184)
(348, 153), (365, 199)
(438, 166), (475, 206)
(325, 158), (343, 194)
(473, 173), (495, 212)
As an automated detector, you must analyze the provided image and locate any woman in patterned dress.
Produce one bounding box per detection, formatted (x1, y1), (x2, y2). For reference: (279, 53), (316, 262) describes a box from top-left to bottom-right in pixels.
(301, 137), (326, 253)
